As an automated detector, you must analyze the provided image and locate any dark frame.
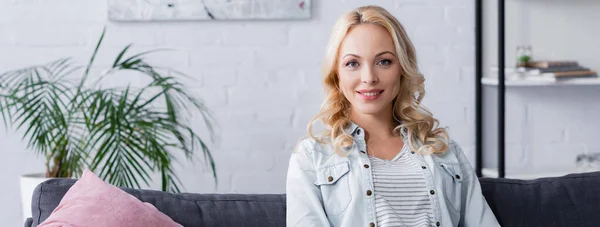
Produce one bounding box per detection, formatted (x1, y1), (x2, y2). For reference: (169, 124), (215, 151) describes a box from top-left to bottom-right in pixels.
(475, 0), (506, 178)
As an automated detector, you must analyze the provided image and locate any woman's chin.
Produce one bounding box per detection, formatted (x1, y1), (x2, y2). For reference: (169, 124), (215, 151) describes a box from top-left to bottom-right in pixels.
(352, 105), (387, 116)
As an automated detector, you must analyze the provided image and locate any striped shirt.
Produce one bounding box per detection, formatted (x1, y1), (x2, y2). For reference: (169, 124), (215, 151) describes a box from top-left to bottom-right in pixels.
(368, 148), (435, 227)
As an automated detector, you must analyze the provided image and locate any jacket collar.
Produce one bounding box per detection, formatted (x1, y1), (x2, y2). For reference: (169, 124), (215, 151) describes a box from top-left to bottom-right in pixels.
(344, 121), (360, 135)
(345, 121), (408, 138)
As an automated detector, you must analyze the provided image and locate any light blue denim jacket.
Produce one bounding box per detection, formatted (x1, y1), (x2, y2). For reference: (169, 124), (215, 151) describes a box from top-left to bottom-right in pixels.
(286, 122), (500, 227)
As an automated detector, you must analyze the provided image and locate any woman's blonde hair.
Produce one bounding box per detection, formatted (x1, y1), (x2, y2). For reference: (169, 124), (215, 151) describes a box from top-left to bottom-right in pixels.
(307, 5), (449, 155)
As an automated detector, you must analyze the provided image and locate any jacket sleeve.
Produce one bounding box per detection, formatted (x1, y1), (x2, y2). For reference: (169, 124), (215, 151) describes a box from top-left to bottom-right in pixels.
(453, 143), (501, 227)
(286, 141), (330, 227)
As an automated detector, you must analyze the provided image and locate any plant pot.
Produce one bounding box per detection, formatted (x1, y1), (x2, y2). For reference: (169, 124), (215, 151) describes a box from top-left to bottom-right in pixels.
(20, 173), (51, 222)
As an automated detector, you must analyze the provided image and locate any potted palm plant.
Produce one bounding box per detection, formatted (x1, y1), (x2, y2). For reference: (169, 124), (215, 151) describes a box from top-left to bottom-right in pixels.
(0, 28), (217, 220)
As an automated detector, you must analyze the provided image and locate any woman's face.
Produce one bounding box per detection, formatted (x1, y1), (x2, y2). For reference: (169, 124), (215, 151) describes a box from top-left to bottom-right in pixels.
(337, 23), (401, 117)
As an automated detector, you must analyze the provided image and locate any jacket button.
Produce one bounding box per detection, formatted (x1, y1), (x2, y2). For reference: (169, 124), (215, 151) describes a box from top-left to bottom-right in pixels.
(430, 190), (435, 195)
(410, 151), (415, 154)
(421, 166), (427, 169)
(369, 223), (375, 227)
(436, 221), (441, 226)
(366, 190), (372, 196)
(455, 175), (461, 179)
(327, 176), (334, 182)
(357, 129), (361, 135)
(364, 164), (370, 168)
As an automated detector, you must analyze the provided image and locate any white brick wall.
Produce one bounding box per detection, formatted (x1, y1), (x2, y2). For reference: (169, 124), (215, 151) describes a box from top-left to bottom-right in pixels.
(0, 0), (475, 225)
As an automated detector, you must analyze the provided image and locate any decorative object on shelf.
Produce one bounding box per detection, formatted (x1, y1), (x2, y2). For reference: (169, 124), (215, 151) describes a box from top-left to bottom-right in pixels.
(516, 45), (532, 68)
(526, 60), (598, 80)
(0, 28), (218, 220)
(490, 59), (598, 84)
(576, 153), (600, 173)
(526, 60), (578, 68)
(108, 0), (311, 21)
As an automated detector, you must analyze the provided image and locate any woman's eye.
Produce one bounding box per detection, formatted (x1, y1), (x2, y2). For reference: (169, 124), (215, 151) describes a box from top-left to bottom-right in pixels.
(346, 61), (359, 68)
(378, 59), (392, 66)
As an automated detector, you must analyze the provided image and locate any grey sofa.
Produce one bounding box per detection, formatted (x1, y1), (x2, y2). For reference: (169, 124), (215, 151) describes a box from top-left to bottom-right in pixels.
(25, 171), (600, 227)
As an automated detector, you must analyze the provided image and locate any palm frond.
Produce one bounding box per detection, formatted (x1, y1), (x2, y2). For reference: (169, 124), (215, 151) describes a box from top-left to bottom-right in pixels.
(0, 28), (217, 192)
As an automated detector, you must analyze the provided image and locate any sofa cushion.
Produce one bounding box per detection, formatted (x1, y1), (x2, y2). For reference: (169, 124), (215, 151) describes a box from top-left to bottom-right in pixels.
(480, 171), (600, 227)
(37, 170), (181, 227)
(30, 178), (286, 227)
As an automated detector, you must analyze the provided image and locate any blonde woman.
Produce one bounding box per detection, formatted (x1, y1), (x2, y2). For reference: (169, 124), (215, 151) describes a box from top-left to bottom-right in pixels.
(286, 5), (500, 227)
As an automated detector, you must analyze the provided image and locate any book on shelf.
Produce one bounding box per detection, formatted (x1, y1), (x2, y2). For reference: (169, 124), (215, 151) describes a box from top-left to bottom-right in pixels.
(528, 61), (598, 79)
(541, 70), (597, 79)
(491, 60), (598, 81)
(526, 60), (579, 68)
(526, 65), (590, 74)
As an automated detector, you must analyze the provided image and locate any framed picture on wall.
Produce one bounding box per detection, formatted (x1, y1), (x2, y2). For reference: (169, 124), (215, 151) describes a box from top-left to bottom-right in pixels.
(108, 0), (311, 21)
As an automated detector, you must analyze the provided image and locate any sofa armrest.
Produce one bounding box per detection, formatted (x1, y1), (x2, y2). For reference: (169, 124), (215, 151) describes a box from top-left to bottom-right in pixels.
(24, 218), (33, 227)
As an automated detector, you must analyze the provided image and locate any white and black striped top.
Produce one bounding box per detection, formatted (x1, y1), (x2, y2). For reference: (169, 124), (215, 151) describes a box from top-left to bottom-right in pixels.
(368, 148), (435, 227)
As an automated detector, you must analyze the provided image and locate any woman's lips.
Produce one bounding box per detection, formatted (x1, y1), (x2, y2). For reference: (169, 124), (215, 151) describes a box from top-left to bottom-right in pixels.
(356, 89), (384, 101)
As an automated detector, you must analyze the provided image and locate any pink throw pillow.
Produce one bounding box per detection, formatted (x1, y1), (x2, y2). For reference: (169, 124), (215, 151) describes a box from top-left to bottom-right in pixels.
(39, 169), (182, 227)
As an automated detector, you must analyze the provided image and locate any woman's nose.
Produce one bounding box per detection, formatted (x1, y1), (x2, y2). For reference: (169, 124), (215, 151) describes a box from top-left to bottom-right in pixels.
(361, 67), (378, 84)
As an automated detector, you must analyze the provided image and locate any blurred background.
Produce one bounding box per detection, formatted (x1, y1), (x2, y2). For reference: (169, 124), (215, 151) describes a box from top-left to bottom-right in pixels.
(480, 0), (600, 178)
(2, 0), (597, 226)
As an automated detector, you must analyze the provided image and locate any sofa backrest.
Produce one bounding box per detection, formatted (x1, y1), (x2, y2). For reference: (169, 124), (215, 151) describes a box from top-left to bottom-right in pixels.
(27, 171), (600, 227)
(479, 171), (600, 227)
(28, 179), (285, 227)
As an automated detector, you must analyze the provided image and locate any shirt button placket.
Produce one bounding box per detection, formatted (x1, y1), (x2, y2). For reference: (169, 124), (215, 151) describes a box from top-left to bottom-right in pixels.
(360, 136), (375, 227)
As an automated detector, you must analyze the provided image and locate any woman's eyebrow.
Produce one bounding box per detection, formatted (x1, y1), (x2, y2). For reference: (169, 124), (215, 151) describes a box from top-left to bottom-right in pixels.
(342, 53), (360, 59)
(342, 51), (396, 59)
(375, 51), (396, 57)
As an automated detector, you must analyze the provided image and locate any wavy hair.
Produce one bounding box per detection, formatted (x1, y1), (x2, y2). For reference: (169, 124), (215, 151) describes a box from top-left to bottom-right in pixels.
(306, 5), (449, 155)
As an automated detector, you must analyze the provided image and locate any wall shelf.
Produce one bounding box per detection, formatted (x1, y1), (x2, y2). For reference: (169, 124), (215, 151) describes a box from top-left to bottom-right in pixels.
(481, 77), (600, 86)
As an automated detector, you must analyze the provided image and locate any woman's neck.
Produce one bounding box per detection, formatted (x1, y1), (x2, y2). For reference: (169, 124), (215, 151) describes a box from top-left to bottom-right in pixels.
(349, 107), (396, 141)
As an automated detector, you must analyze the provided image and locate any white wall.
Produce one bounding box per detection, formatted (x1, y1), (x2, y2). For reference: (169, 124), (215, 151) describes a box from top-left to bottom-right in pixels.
(482, 0), (600, 175)
(0, 0), (474, 225)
